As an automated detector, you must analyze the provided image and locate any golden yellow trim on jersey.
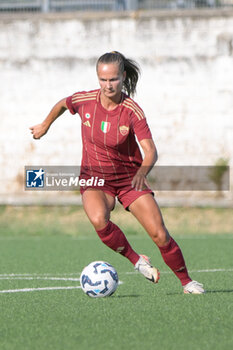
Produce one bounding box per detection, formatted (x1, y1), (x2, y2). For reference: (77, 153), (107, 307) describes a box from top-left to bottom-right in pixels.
(72, 92), (97, 98)
(123, 99), (145, 120)
(72, 91), (98, 103)
(72, 96), (97, 103)
(125, 105), (145, 120)
(123, 104), (143, 121)
(73, 91), (98, 98)
(124, 99), (145, 116)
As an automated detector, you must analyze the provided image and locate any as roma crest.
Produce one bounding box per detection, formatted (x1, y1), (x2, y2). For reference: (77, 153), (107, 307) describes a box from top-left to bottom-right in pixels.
(119, 125), (129, 136)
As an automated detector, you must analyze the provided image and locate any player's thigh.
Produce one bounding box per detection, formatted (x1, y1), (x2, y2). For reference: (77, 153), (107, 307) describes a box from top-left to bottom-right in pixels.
(82, 189), (115, 228)
(129, 193), (165, 231)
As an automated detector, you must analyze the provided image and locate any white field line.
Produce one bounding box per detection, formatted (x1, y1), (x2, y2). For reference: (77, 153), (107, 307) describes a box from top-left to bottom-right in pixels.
(126, 268), (233, 274)
(0, 280), (124, 294)
(1, 268), (233, 279)
(0, 273), (80, 277)
(0, 269), (232, 294)
(0, 276), (80, 281)
(0, 286), (81, 294)
(190, 268), (233, 273)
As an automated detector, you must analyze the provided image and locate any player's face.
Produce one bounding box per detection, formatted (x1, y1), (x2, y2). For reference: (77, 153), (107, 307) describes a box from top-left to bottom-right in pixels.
(97, 63), (126, 99)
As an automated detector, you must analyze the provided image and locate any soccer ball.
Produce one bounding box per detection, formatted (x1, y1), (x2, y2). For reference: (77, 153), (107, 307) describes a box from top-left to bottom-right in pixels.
(80, 261), (118, 298)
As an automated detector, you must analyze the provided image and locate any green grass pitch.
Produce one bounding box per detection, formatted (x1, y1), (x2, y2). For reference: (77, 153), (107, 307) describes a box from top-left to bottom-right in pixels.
(0, 206), (232, 350)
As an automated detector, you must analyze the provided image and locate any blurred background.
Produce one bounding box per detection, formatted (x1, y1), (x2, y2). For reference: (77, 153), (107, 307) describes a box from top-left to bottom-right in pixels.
(0, 0), (232, 206)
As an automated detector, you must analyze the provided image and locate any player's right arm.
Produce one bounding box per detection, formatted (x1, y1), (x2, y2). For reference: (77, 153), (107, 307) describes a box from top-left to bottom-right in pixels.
(30, 98), (68, 139)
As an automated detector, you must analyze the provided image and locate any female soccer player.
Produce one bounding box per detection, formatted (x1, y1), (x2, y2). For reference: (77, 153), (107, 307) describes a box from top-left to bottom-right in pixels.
(30, 51), (204, 294)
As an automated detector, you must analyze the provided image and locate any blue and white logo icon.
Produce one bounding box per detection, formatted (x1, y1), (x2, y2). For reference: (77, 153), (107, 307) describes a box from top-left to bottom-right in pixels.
(26, 168), (45, 188)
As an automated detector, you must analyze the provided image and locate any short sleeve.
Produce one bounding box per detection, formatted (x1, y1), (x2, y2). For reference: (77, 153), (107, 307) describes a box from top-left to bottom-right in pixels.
(66, 90), (98, 117)
(66, 95), (77, 115)
(132, 117), (152, 142)
(123, 96), (153, 142)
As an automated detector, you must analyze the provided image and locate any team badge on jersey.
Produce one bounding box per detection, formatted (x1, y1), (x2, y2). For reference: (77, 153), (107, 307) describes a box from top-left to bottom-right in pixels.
(85, 113), (91, 119)
(119, 125), (129, 136)
(101, 121), (111, 133)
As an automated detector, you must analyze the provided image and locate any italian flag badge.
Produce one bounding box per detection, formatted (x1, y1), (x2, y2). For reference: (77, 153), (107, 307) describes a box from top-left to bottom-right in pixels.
(101, 121), (111, 133)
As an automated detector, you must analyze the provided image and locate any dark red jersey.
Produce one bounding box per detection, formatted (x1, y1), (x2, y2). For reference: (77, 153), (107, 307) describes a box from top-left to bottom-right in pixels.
(66, 89), (152, 183)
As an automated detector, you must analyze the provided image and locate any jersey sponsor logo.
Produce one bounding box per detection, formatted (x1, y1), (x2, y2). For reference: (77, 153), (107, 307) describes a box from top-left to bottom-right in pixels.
(85, 113), (91, 119)
(101, 121), (111, 133)
(83, 120), (91, 127)
(119, 125), (129, 136)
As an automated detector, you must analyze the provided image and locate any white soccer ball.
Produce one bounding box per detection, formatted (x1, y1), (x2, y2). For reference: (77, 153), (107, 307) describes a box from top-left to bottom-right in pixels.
(80, 261), (118, 298)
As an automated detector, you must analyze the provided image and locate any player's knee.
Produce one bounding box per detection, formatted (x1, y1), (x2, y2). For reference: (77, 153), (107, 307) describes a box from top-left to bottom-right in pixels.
(90, 213), (110, 230)
(150, 224), (169, 246)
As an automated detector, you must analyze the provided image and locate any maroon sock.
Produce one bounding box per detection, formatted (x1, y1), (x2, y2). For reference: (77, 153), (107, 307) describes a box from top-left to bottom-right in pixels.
(96, 221), (139, 265)
(158, 237), (192, 286)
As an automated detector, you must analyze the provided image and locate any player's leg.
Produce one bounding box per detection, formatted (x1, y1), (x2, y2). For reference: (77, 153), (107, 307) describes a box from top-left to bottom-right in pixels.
(128, 193), (170, 246)
(82, 189), (139, 265)
(129, 194), (204, 292)
(82, 188), (115, 230)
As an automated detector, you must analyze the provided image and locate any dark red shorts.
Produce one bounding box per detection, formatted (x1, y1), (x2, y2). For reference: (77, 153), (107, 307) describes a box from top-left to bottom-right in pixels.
(80, 180), (153, 210)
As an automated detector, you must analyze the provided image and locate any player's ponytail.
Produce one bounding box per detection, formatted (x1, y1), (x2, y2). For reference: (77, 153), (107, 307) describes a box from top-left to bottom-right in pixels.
(96, 51), (140, 97)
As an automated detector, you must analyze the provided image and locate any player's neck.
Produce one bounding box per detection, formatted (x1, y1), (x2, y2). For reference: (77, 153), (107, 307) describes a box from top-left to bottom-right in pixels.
(100, 92), (122, 111)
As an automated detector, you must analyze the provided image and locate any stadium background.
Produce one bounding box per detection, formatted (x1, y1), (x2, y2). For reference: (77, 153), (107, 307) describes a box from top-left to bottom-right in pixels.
(0, 1), (232, 206)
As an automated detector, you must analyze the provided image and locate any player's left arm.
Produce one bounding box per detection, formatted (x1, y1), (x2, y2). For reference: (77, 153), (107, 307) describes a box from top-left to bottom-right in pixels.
(131, 138), (158, 191)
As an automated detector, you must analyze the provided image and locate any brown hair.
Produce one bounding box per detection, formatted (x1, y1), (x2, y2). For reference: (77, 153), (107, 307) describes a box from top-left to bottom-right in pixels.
(96, 51), (140, 97)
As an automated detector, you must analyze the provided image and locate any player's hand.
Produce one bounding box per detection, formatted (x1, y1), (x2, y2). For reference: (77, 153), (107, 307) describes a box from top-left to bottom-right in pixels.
(131, 171), (150, 191)
(29, 123), (48, 139)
